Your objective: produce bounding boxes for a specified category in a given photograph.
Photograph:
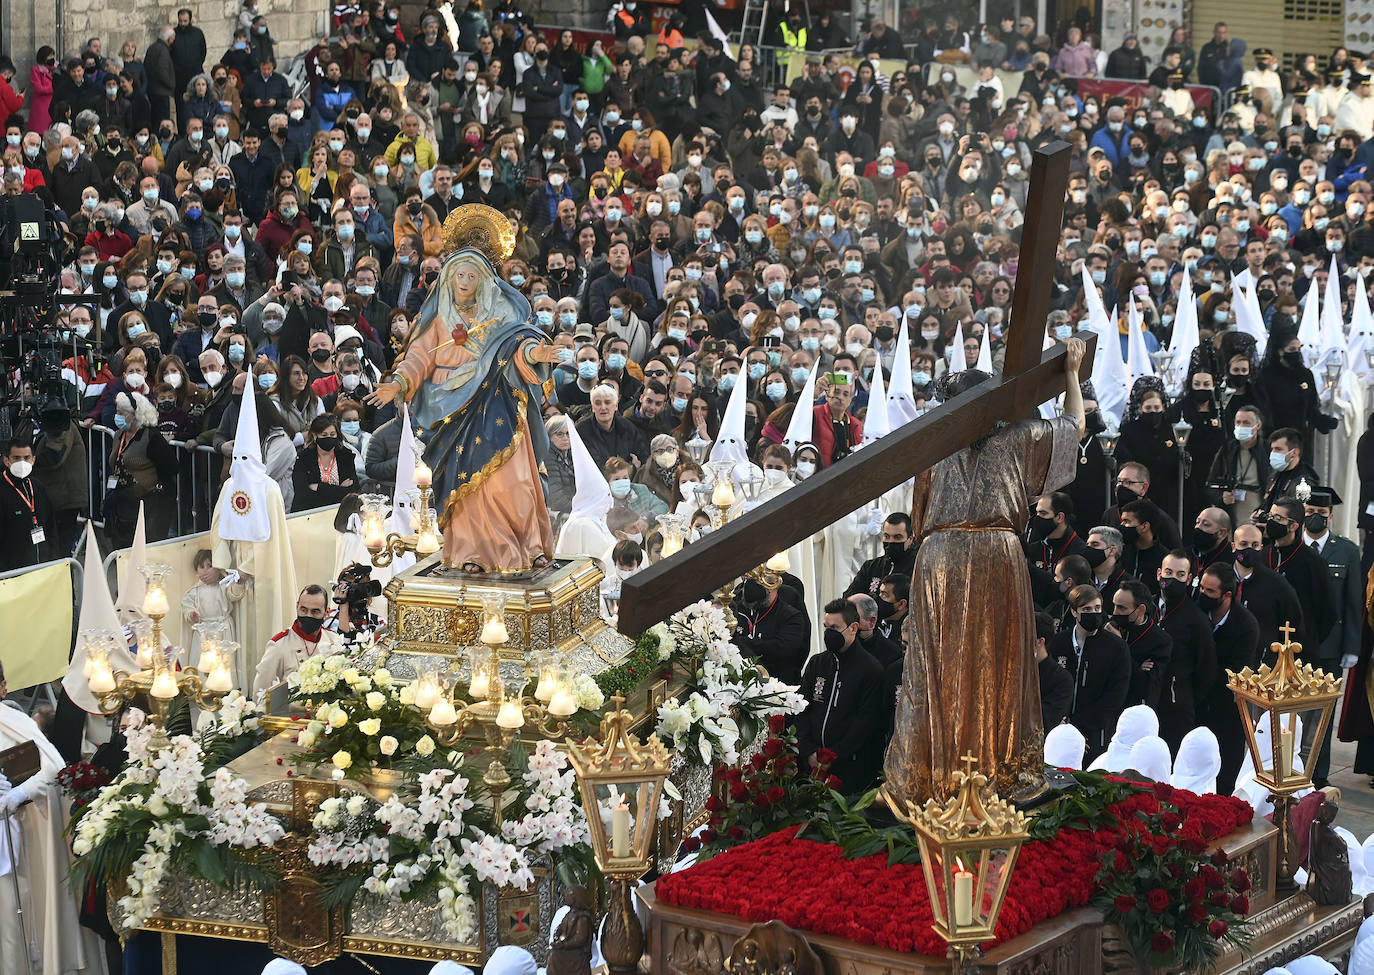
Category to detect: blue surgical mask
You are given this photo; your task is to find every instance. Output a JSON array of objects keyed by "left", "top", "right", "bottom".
[
  {"left": 748, "top": 362, "right": 766, "bottom": 381},
  {"left": 801, "top": 337, "right": 819, "bottom": 352},
  {"left": 1234, "top": 425, "right": 1255, "bottom": 442},
  {"left": 536, "top": 310, "right": 554, "bottom": 327},
  {"left": 719, "top": 373, "right": 738, "bottom": 392},
  {"left": 1213, "top": 309, "right": 1228, "bottom": 324},
  {"left": 114, "top": 413, "right": 130, "bottom": 431},
  {"left": 803, "top": 287, "right": 822, "bottom": 304},
  {"left": 609, "top": 477, "right": 632, "bottom": 498},
  {"left": 672, "top": 396, "right": 688, "bottom": 412},
  {"left": 228, "top": 345, "right": 245, "bottom": 363},
  {"left": 258, "top": 372, "right": 276, "bottom": 389},
  {"left": 577, "top": 361, "right": 599, "bottom": 380},
  {"left": 607, "top": 353, "right": 627, "bottom": 371},
  {"left": 818, "top": 307, "right": 836, "bottom": 320},
  {"left": 790, "top": 367, "right": 809, "bottom": 384},
  {"left": 668, "top": 327, "right": 687, "bottom": 341},
  {"left": 1149, "top": 270, "right": 1166, "bottom": 287},
  {"left": 1090, "top": 269, "right": 1106, "bottom": 285},
  {"left": 1269, "top": 450, "right": 1289, "bottom": 471},
  {"left": 1054, "top": 324, "right": 1073, "bottom": 340},
  {"left": 912, "top": 370, "right": 931, "bottom": 386},
  {"left": 103, "top": 274, "right": 118, "bottom": 289},
  {"left": 766, "top": 381, "right": 787, "bottom": 400},
  {"left": 559, "top": 311, "right": 577, "bottom": 327},
  {"left": 844, "top": 260, "right": 862, "bottom": 275},
  {"left": 767, "top": 281, "right": 785, "bottom": 298},
  {"left": 860, "top": 287, "right": 875, "bottom": 302},
  {"left": 609, "top": 306, "right": 625, "bottom": 321},
  {"left": 685, "top": 268, "right": 703, "bottom": 281},
  {"left": 127, "top": 322, "right": 147, "bottom": 338},
  {"left": 341, "top": 420, "right": 361, "bottom": 437},
  {"left": 227, "top": 271, "right": 245, "bottom": 287}
]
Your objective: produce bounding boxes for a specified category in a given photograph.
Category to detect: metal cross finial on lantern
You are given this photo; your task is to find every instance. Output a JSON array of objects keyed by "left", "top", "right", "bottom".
[
  {"left": 896, "top": 753, "right": 1030, "bottom": 974},
  {"left": 566, "top": 695, "right": 672, "bottom": 975},
  {"left": 1228, "top": 619, "right": 1342, "bottom": 891}
]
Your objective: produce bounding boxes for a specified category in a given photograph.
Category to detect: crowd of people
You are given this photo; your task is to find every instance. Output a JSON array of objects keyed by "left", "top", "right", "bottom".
[{"left": 0, "top": 0, "right": 1373, "bottom": 876}]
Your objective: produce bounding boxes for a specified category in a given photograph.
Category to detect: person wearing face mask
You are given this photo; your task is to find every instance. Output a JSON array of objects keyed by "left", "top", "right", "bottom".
[
  {"left": 1261, "top": 496, "right": 1337, "bottom": 653},
  {"left": 292, "top": 414, "right": 357, "bottom": 511},
  {"left": 0, "top": 438, "right": 57, "bottom": 570},
  {"left": 1050, "top": 584, "right": 1131, "bottom": 759},
  {"left": 632, "top": 432, "right": 679, "bottom": 505},
  {"left": 252, "top": 585, "right": 347, "bottom": 696},
  {"left": 602, "top": 455, "right": 666, "bottom": 521},
  {"left": 1113, "top": 385, "right": 1181, "bottom": 528},
  {"left": 848, "top": 593, "right": 904, "bottom": 716},
  {"left": 1254, "top": 325, "right": 1339, "bottom": 453},
  {"left": 795, "top": 599, "right": 886, "bottom": 792},
  {"left": 1152, "top": 552, "right": 1218, "bottom": 750},
  {"left": 1084, "top": 526, "right": 1129, "bottom": 606},
  {"left": 1107, "top": 579, "right": 1173, "bottom": 708},
  {"left": 1166, "top": 369, "right": 1226, "bottom": 526},
  {"left": 844, "top": 512, "right": 916, "bottom": 597},
  {"left": 1205, "top": 403, "right": 1269, "bottom": 527},
  {"left": 1299, "top": 487, "right": 1361, "bottom": 785},
  {"left": 105, "top": 390, "right": 179, "bottom": 546},
  {"left": 1230, "top": 522, "right": 1306, "bottom": 658},
  {"left": 1025, "top": 491, "right": 1089, "bottom": 603},
  {"left": 1118, "top": 500, "right": 1168, "bottom": 595},
  {"left": 1193, "top": 563, "right": 1261, "bottom": 793},
  {"left": 1257, "top": 426, "right": 1320, "bottom": 513}
]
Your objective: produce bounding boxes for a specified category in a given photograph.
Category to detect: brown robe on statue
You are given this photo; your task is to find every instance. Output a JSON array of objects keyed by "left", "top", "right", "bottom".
[{"left": 883, "top": 414, "right": 1079, "bottom": 806}]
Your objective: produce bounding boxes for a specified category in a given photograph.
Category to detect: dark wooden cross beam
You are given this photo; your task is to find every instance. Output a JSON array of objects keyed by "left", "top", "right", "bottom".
[{"left": 616, "top": 141, "right": 1097, "bottom": 635}]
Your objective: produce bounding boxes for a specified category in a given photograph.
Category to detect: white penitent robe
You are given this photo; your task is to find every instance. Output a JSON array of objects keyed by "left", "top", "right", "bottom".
[
  {"left": 0, "top": 707, "right": 102, "bottom": 975},
  {"left": 211, "top": 479, "right": 299, "bottom": 692}
]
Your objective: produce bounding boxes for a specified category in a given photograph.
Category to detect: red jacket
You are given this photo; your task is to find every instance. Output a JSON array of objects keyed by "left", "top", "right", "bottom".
[
  {"left": 811, "top": 403, "right": 863, "bottom": 467},
  {"left": 85, "top": 229, "right": 133, "bottom": 262},
  {"left": 254, "top": 210, "right": 314, "bottom": 260},
  {"left": 0, "top": 77, "right": 22, "bottom": 121}
]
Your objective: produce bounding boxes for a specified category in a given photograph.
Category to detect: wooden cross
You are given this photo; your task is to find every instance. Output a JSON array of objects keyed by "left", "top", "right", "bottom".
[{"left": 616, "top": 142, "right": 1097, "bottom": 635}]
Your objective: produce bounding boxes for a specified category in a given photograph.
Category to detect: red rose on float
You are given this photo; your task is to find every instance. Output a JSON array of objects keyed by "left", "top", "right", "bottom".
[
  {"left": 1187, "top": 903, "right": 1208, "bottom": 922},
  {"left": 730, "top": 781, "right": 749, "bottom": 801},
  {"left": 1183, "top": 878, "right": 1205, "bottom": 902},
  {"left": 763, "top": 737, "right": 784, "bottom": 758},
  {"left": 768, "top": 714, "right": 787, "bottom": 734},
  {"left": 1230, "top": 894, "right": 1249, "bottom": 915},
  {"left": 1160, "top": 811, "right": 1182, "bottom": 832},
  {"left": 705, "top": 795, "right": 725, "bottom": 812},
  {"left": 1209, "top": 920, "right": 1228, "bottom": 939},
  {"left": 1230, "top": 869, "right": 1250, "bottom": 892},
  {"left": 1114, "top": 894, "right": 1136, "bottom": 913},
  {"left": 1210, "top": 850, "right": 1229, "bottom": 867},
  {"left": 1151, "top": 931, "right": 1175, "bottom": 953},
  {"left": 1146, "top": 888, "right": 1170, "bottom": 913}
]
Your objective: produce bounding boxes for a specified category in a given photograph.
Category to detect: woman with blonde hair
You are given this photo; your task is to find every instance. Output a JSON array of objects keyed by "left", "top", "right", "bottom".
[{"left": 297, "top": 144, "right": 339, "bottom": 223}]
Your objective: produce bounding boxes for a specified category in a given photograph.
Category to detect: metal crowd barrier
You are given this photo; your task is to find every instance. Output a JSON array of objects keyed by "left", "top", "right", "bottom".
[{"left": 86, "top": 424, "right": 223, "bottom": 539}]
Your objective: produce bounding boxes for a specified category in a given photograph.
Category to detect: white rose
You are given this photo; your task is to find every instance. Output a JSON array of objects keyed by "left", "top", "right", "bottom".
[
  {"left": 399, "top": 684, "right": 416, "bottom": 705},
  {"left": 346, "top": 795, "right": 366, "bottom": 817},
  {"left": 573, "top": 674, "right": 604, "bottom": 711},
  {"left": 358, "top": 718, "right": 381, "bottom": 736},
  {"left": 147, "top": 794, "right": 170, "bottom": 818},
  {"left": 332, "top": 751, "right": 353, "bottom": 770},
  {"left": 379, "top": 735, "right": 398, "bottom": 756},
  {"left": 416, "top": 735, "right": 435, "bottom": 757},
  {"left": 372, "top": 668, "right": 393, "bottom": 688},
  {"left": 329, "top": 708, "right": 348, "bottom": 729},
  {"left": 366, "top": 691, "right": 386, "bottom": 711},
  {"left": 298, "top": 729, "right": 318, "bottom": 749}
]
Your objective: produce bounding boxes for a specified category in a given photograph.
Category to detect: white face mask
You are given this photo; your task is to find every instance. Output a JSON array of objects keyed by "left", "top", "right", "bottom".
[
  {"left": 795, "top": 460, "right": 816, "bottom": 478},
  {"left": 340, "top": 373, "right": 361, "bottom": 390},
  {"left": 679, "top": 480, "right": 699, "bottom": 500},
  {"left": 203, "top": 370, "right": 223, "bottom": 388},
  {"left": 164, "top": 372, "right": 182, "bottom": 389},
  {"left": 8, "top": 460, "right": 32, "bottom": 479}
]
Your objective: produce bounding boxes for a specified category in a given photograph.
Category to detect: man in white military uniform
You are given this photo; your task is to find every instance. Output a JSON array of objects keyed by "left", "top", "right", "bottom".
[
  {"left": 252, "top": 585, "right": 346, "bottom": 696},
  {"left": 1335, "top": 73, "right": 1374, "bottom": 140},
  {"left": 1308, "top": 69, "right": 1347, "bottom": 121},
  {"left": 1241, "top": 48, "right": 1283, "bottom": 115}
]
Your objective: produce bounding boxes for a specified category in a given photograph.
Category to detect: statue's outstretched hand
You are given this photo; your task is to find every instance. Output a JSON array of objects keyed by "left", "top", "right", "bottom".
[
  {"left": 367, "top": 382, "right": 401, "bottom": 407},
  {"left": 1064, "top": 337, "right": 1086, "bottom": 375},
  {"left": 527, "top": 343, "right": 570, "bottom": 364}
]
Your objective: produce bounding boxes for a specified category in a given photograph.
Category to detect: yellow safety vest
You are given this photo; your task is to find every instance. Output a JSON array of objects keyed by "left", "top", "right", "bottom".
[{"left": 780, "top": 23, "right": 807, "bottom": 51}]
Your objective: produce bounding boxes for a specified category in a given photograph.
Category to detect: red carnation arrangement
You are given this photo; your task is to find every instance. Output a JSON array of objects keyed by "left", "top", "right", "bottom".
[{"left": 1093, "top": 793, "right": 1252, "bottom": 970}]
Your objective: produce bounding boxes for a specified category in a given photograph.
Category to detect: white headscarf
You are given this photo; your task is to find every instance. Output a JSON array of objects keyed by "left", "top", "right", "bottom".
[
  {"left": 1126, "top": 735, "right": 1172, "bottom": 783},
  {"left": 429, "top": 961, "right": 476, "bottom": 975},
  {"left": 1171, "top": 727, "right": 1221, "bottom": 795},
  {"left": 1336, "top": 826, "right": 1373, "bottom": 896},
  {"left": 1285, "top": 957, "right": 1341, "bottom": 974},
  {"left": 1044, "top": 724, "right": 1087, "bottom": 770},
  {"left": 260, "top": 960, "right": 307, "bottom": 975},
  {"left": 1088, "top": 705, "right": 1158, "bottom": 772},
  {"left": 485, "top": 945, "right": 538, "bottom": 975}
]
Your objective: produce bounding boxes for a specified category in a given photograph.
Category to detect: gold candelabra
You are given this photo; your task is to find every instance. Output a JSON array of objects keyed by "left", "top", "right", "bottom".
[
  {"left": 362, "top": 459, "right": 441, "bottom": 566},
  {"left": 83, "top": 565, "right": 235, "bottom": 752},
  {"left": 416, "top": 593, "right": 578, "bottom": 823}
]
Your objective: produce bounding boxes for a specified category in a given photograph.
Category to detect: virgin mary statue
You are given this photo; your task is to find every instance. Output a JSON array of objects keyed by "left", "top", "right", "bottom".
[{"left": 368, "top": 206, "right": 564, "bottom": 573}]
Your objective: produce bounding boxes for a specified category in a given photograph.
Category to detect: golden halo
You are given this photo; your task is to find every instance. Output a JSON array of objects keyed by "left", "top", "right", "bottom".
[{"left": 441, "top": 203, "right": 515, "bottom": 264}]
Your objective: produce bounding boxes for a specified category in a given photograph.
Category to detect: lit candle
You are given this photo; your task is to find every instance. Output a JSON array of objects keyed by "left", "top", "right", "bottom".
[
  {"left": 207, "top": 664, "right": 233, "bottom": 693},
  {"left": 468, "top": 664, "right": 491, "bottom": 701},
  {"left": 766, "top": 551, "right": 791, "bottom": 573},
  {"left": 89, "top": 662, "right": 117, "bottom": 694},
  {"left": 661, "top": 533, "right": 683, "bottom": 557},
  {"left": 953, "top": 860, "right": 974, "bottom": 928},
  {"left": 495, "top": 696, "right": 525, "bottom": 730},
  {"left": 548, "top": 685, "right": 577, "bottom": 717},
  {"left": 415, "top": 529, "right": 440, "bottom": 555},
  {"left": 480, "top": 615, "right": 509, "bottom": 646},
  {"left": 136, "top": 644, "right": 154, "bottom": 669},
  {"left": 363, "top": 524, "right": 385, "bottom": 551},
  {"left": 413, "top": 677, "right": 440, "bottom": 711},
  {"left": 429, "top": 697, "right": 458, "bottom": 726},
  {"left": 1279, "top": 725, "right": 1294, "bottom": 777},
  {"left": 143, "top": 586, "right": 169, "bottom": 618},
  {"left": 414, "top": 459, "right": 432, "bottom": 489},
  {"left": 611, "top": 802, "right": 631, "bottom": 858},
  {"left": 150, "top": 669, "right": 179, "bottom": 700},
  {"left": 711, "top": 478, "right": 736, "bottom": 508},
  {"left": 199, "top": 646, "right": 221, "bottom": 675}
]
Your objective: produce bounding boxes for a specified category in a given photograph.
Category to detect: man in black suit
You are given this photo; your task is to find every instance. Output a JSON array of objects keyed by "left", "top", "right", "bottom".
[
  {"left": 1035, "top": 611, "right": 1074, "bottom": 731},
  {"left": 1258, "top": 428, "right": 1322, "bottom": 515},
  {"left": 1119, "top": 500, "right": 1168, "bottom": 596},
  {"left": 1028, "top": 490, "right": 1089, "bottom": 607},
  {"left": 1198, "top": 562, "right": 1261, "bottom": 793},
  {"left": 1262, "top": 496, "right": 1336, "bottom": 654},
  {"left": 1231, "top": 523, "right": 1306, "bottom": 653},
  {"left": 1155, "top": 550, "right": 1218, "bottom": 751},
  {"left": 845, "top": 512, "right": 916, "bottom": 598},
  {"left": 633, "top": 220, "right": 678, "bottom": 305},
  {"left": 732, "top": 577, "right": 809, "bottom": 686},
  {"left": 1106, "top": 460, "right": 1183, "bottom": 549},
  {"left": 588, "top": 240, "right": 658, "bottom": 324}
]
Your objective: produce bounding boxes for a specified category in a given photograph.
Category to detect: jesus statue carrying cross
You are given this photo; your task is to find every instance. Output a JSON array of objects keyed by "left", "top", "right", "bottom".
[{"left": 615, "top": 142, "right": 1097, "bottom": 806}]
